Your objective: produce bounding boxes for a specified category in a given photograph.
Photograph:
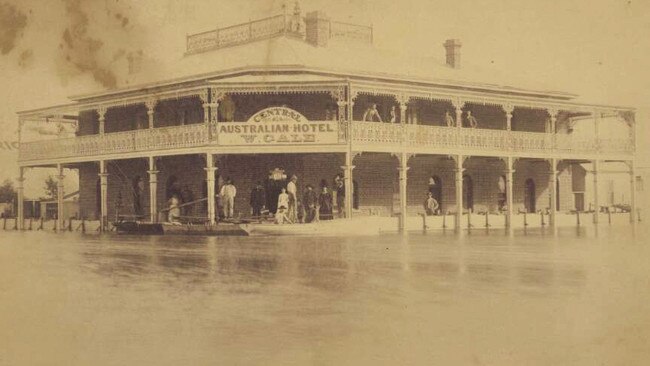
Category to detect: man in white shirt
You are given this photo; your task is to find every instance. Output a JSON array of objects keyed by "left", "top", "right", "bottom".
[
  {"left": 220, "top": 178, "right": 237, "bottom": 219},
  {"left": 286, "top": 175, "right": 298, "bottom": 223}
]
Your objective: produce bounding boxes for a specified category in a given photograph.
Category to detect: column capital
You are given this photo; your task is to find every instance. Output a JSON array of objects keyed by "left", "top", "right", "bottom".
[
  {"left": 546, "top": 107, "right": 559, "bottom": 119},
  {"left": 97, "top": 105, "right": 107, "bottom": 119},
  {"left": 145, "top": 97, "right": 158, "bottom": 111},
  {"left": 204, "top": 167, "right": 218, "bottom": 173},
  {"left": 451, "top": 97, "right": 465, "bottom": 110},
  {"left": 147, "top": 170, "right": 159, "bottom": 175},
  {"left": 502, "top": 102, "right": 514, "bottom": 114},
  {"left": 340, "top": 165, "right": 356, "bottom": 171},
  {"left": 330, "top": 88, "right": 346, "bottom": 102},
  {"left": 98, "top": 173, "right": 109, "bottom": 178}
]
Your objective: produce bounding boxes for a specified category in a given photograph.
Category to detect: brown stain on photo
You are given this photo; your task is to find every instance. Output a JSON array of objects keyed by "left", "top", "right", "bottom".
[{"left": 0, "top": 2, "right": 28, "bottom": 55}]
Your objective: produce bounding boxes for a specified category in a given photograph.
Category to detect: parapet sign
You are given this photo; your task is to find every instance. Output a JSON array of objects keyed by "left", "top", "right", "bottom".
[{"left": 218, "top": 107, "right": 338, "bottom": 145}]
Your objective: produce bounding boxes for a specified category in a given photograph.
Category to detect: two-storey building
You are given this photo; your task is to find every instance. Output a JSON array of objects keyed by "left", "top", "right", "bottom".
[{"left": 15, "top": 7, "right": 637, "bottom": 232}]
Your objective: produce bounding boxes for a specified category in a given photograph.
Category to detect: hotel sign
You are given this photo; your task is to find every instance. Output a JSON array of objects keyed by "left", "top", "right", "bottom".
[{"left": 218, "top": 107, "right": 338, "bottom": 145}]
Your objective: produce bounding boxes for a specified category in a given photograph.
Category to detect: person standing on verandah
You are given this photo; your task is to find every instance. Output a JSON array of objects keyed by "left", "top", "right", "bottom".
[
  {"left": 250, "top": 181, "right": 266, "bottom": 220},
  {"left": 319, "top": 181, "right": 334, "bottom": 220},
  {"left": 424, "top": 192, "right": 439, "bottom": 216},
  {"left": 303, "top": 184, "right": 318, "bottom": 223},
  {"left": 220, "top": 178, "right": 237, "bottom": 219},
  {"left": 286, "top": 175, "right": 298, "bottom": 223}
]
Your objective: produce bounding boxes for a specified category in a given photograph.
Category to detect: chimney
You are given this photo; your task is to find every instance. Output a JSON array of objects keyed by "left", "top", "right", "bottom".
[
  {"left": 305, "top": 11, "right": 330, "bottom": 47},
  {"left": 443, "top": 39, "right": 462, "bottom": 69}
]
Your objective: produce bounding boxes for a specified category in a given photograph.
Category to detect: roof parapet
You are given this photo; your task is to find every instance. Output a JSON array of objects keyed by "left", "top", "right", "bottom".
[{"left": 185, "top": 9, "right": 372, "bottom": 54}]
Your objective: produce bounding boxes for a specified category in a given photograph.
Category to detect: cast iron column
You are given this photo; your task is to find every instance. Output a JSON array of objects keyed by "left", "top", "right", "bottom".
[
  {"left": 56, "top": 163, "right": 65, "bottom": 231},
  {"left": 205, "top": 153, "right": 217, "bottom": 226},
  {"left": 454, "top": 155, "right": 464, "bottom": 232},
  {"left": 147, "top": 156, "right": 158, "bottom": 222},
  {"left": 99, "top": 160, "right": 109, "bottom": 232}
]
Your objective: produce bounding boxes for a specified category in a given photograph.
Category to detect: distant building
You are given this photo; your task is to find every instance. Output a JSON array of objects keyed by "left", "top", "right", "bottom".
[{"left": 14, "top": 6, "right": 637, "bottom": 230}]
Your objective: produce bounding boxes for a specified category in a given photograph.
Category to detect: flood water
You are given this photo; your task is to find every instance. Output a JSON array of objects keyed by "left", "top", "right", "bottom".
[{"left": 1, "top": 226, "right": 649, "bottom": 365}]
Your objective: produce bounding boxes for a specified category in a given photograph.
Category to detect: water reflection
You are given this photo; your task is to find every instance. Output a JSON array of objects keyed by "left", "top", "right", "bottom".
[{"left": 1, "top": 225, "right": 647, "bottom": 365}]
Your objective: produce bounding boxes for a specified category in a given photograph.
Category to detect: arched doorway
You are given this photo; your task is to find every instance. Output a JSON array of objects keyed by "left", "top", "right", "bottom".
[
  {"left": 524, "top": 178, "right": 536, "bottom": 213},
  {"left": 462, "top": 175, "right": 473, "bottom": 211},
  {"left": 166, "top": 175, "right": 180, "bottom": 199}
]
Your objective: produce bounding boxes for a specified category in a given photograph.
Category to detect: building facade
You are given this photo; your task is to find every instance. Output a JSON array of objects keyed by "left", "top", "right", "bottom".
[{"left": 15, "top": 8, "right": 637, "bottom": 231}]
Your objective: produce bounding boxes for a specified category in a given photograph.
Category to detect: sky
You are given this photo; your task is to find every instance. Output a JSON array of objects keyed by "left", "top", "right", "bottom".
[{"left": 0, "top": 0, "right": 648, "bottom": 198}]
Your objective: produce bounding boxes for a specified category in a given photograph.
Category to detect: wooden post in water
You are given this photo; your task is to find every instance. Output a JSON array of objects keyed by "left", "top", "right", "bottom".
[
  {"left": 81, "top": 219, "right": 86, "bottom": 233},
  {"left": 38, "top": 217, "right": 43, "bottom": 230},
  {"left": 540, "top": 211, "right": 545, "bottom": 227},
  {"left": 467, "top": 209, "right": 472, "bottom": 229},
  {"left": 2, "top": 217, "right": 6, "bottom": 230},
  {"left": 576, "top": 211, "right": 581, "bottom": 226},
  {"left": 53, "top": 219, "right": 57, "bottom": 232},
  {"left": 484, "top": 212, "right": 490, "bottom": 228},
  {"left": 442, "top": 211, "right": 447, "bottom": 229},
  {"left": 68, "top": 218, "right": 72, "bottom": 232},
  {"left": 637, "top": 208, "right": 641, "bottom": 222},
  {"left": 28, "top": 218, "right": 32, "bottom": 230},
  {"left": 13, "top": 217, "right": 18, "bottom": 230},
  {"left": 523, "top": 212, "right": 528, "bottom": 227},
  {"left": 608, "top": 209, "right": 612, "bottom": 224}
]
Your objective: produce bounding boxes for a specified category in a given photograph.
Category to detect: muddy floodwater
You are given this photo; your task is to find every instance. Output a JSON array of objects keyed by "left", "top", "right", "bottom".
[{"left": 1, "top": 226, "right": 649, "bottom": 365}]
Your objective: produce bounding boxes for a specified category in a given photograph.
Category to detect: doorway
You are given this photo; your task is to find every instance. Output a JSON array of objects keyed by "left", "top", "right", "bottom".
[{"left": 524, "top": 178, "right": 536, "bottom": 213}]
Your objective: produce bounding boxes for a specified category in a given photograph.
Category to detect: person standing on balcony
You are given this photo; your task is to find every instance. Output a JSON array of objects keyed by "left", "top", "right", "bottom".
[
  {"left": 220, "top": 178, "right": 237, "bottom": 219},
  {"left": 466, "top": 110, "right": 478, "bottom": 128},
  {"left": 363, "top": 103, "right": 383, "bottom": 122},
  {"left": 445, "top": 111, "right": 455, "bottom": 127},
  {"left": 389, "top": 105, "right": 397, "bottom": 123}
]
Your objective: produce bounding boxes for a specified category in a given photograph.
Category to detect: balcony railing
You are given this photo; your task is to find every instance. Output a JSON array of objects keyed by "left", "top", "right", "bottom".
[{"left": 18, "top": 121, "right": 633, "bottom": 163}]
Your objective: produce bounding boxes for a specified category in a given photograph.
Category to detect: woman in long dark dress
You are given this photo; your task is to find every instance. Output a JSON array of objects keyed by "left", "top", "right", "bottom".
[{"left": 318, "top": 185, "right": 333, "bottom": 220}]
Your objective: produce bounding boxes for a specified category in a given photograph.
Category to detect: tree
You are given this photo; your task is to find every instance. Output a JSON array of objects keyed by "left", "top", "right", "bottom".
[
  {"left": 0, "top": 179, "right": 16, "bottom": 203},
  {"left": 43, "top": 175, "right": 58, "bottom": 200}
]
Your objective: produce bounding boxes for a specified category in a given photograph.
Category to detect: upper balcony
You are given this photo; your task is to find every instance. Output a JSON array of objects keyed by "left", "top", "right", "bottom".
[
  {"left": 17, "top": 120, "right": 633, "bottom": 165},
  {"left": 17, "top": 88, "right": 635, "bottom": 165}
]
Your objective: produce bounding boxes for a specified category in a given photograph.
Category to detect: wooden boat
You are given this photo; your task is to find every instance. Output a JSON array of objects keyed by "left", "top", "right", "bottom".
[
  {"left": 112, "top": 221, "right": 248, "bottom": 236},
  {"left": 242, "top": 219, "right": 381, "bottom": 236}
]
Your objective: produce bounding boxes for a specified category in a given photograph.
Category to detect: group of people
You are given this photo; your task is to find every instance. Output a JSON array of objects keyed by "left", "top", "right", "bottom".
[
  {"left": 249, "top": 174, "right": 347, "bottom": 224},
  {"left": 364, "top": 102, "right": 479, "bottom": 128}
]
